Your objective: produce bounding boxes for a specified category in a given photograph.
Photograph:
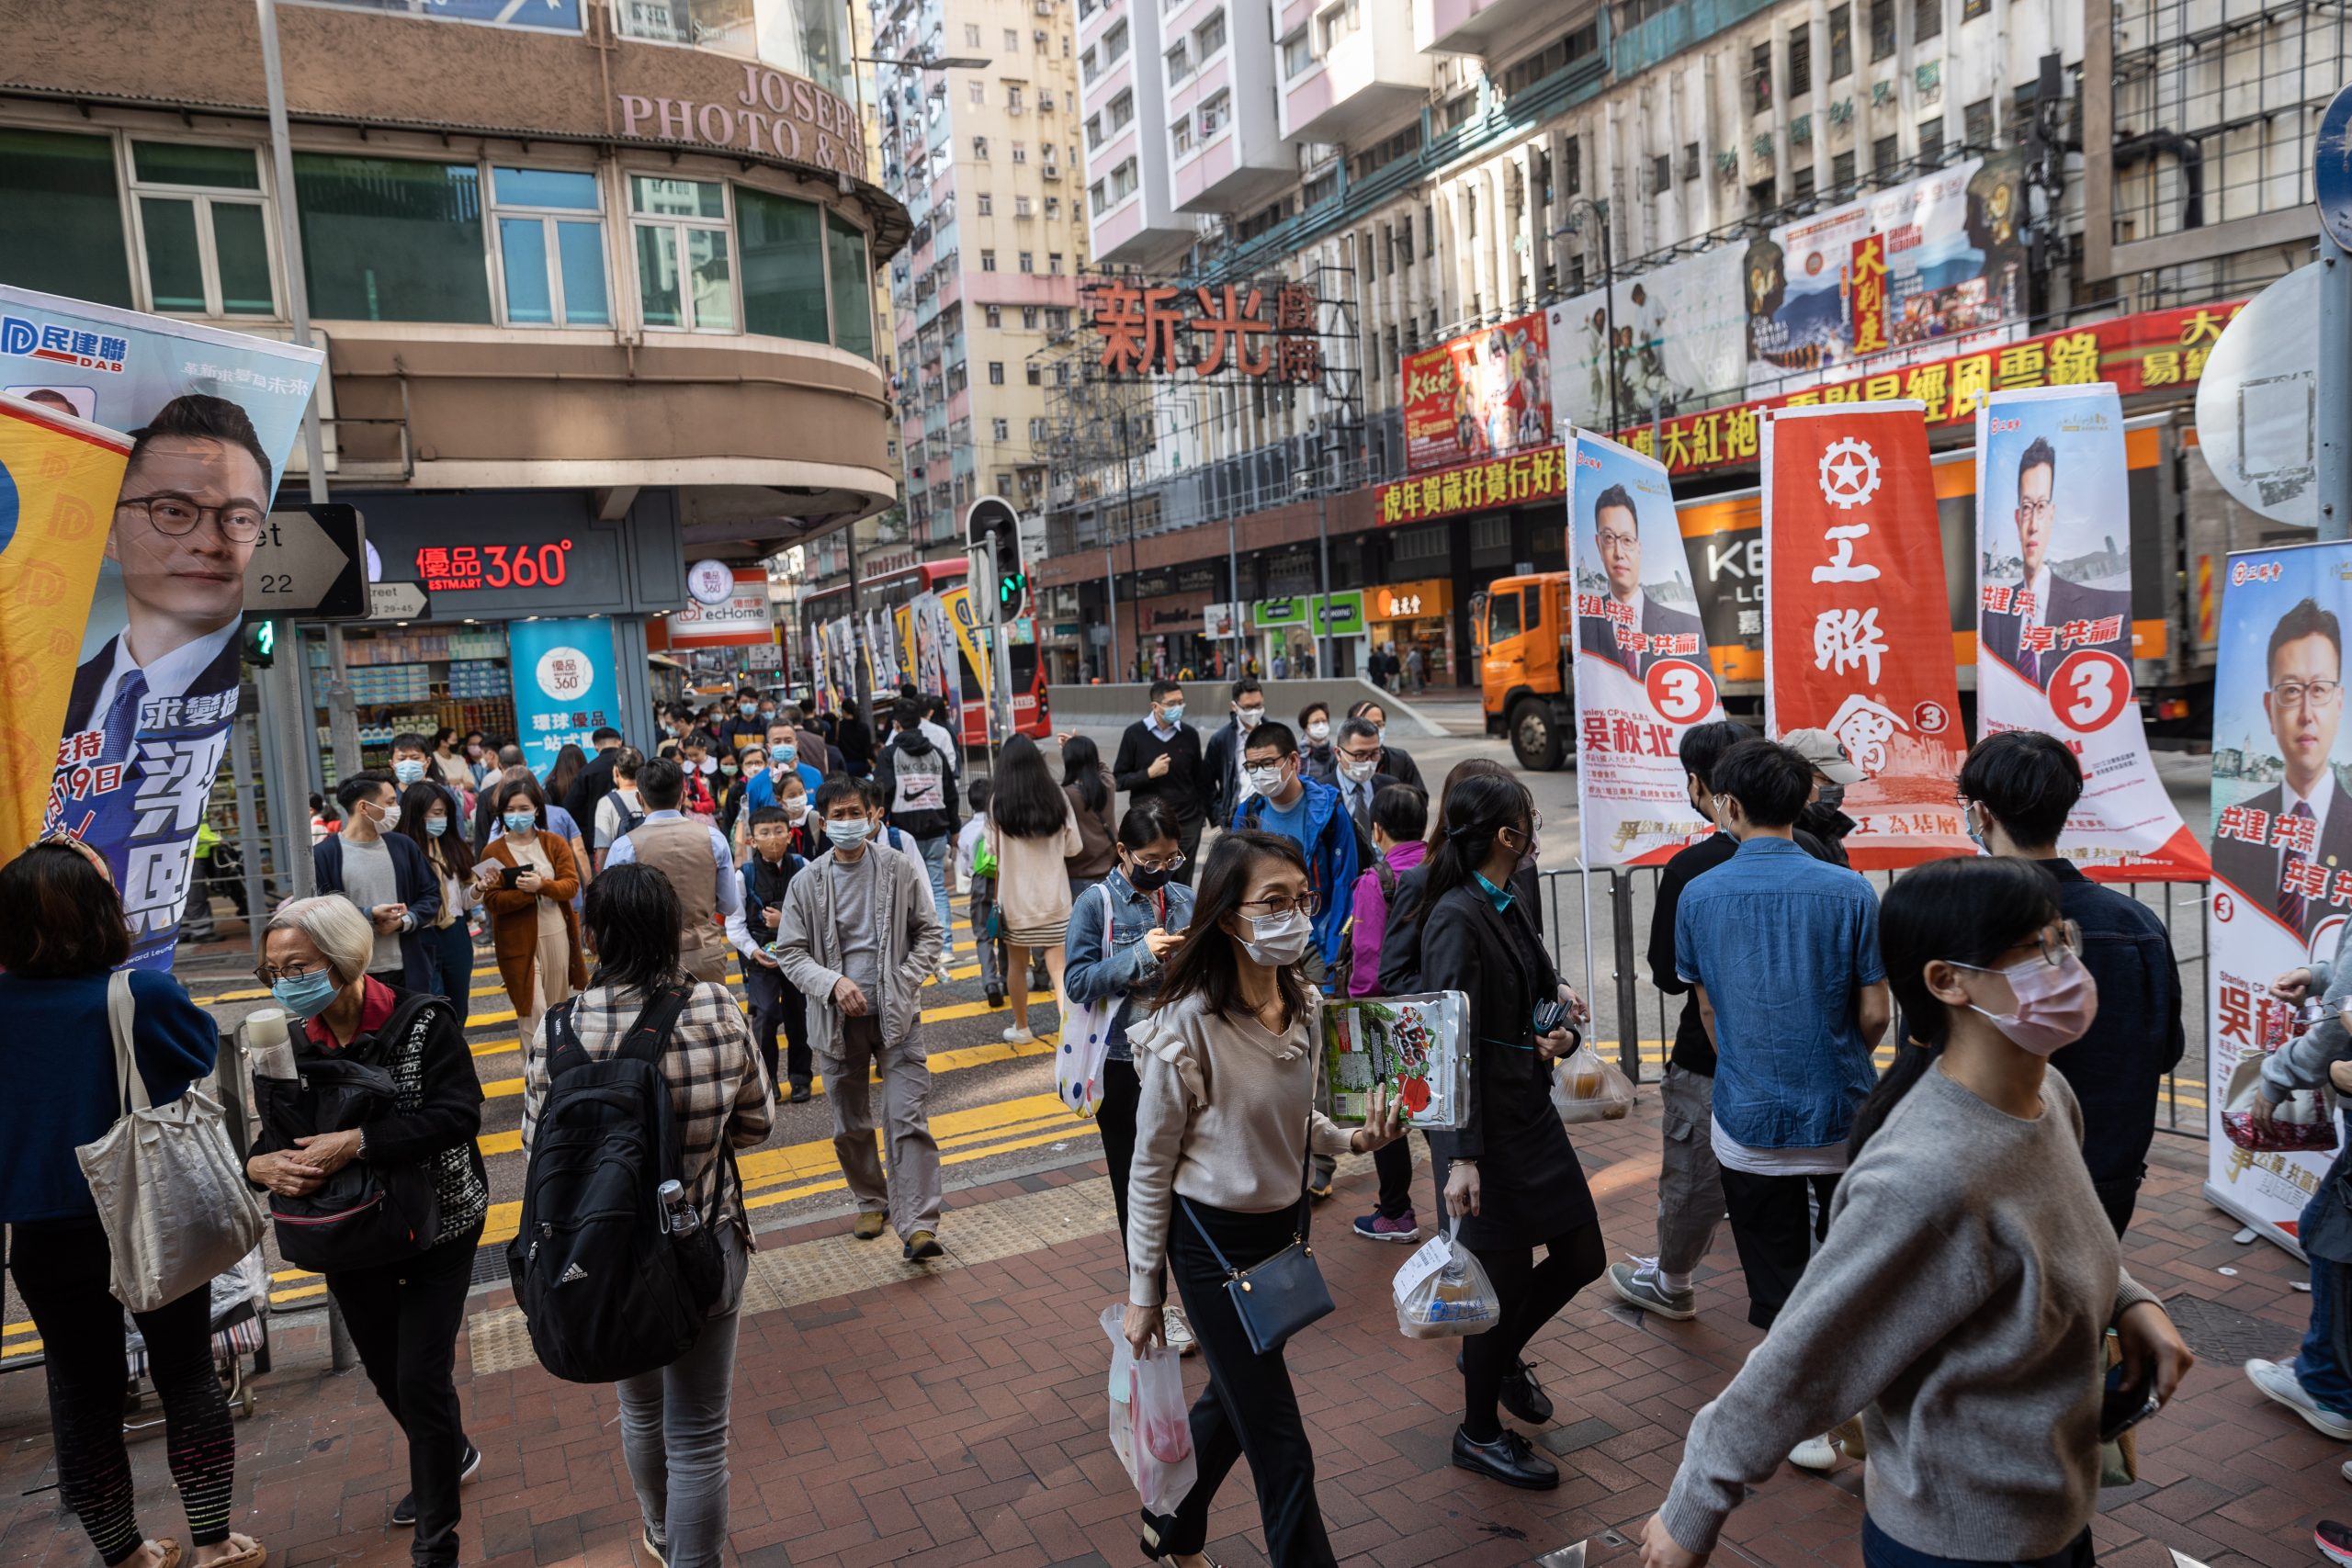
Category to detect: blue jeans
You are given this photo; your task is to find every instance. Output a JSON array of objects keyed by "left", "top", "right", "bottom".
[
  {"left": 2299, "top": 1184, "right": 2352, "bottom": 1416},
  {"left": 424, "top": 919, "right": 475, "bottom": 1030},
  {"left": 916, "top": 833, "right": 953, "bottom": 953},
  {"left": 1863, "top": 1517, "right": 2091, "bottom": 1567}
]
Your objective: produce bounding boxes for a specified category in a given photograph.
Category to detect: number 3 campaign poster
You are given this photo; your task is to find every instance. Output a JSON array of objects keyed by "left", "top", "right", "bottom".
[
  {"left": 3, "top": 285, "right": 323, "bottom": 969},
  {"left": 1566, "top": 430, "right": 1724, "bottom": 866},
  {"left": 2204, "top": 540, "right": 2352, "bottom": 1244},
  {"left": 1973, "top": 385, "right": 2205, "bottom": 878},
  {"left": 1763, "top": 402, "right": 1975, "bottom": 868}
]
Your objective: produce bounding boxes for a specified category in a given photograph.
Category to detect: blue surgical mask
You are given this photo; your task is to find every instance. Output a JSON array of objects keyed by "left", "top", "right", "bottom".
[
  {"left": 1964, "top": 803, "right": 1989, "bottom": 852},
  {"left": 392, "top": 758, "right": 425, "bottom": 785},
  {"left": 825, "top": 817, "right": 871, "bottom": 849},
  {"left": 503, "top": 810, "right": 537, "bottom": 835},
  {"left": 1159, "top": 703, "right": 1185, "bottom": 725},
  {"left": 425, "top": 817, "right": 448, "bottom": 838},
  {"left": 775, "top": 744, "right": 797, "bottom": 764},
  {"left": 272, "top": 970, "right": 341, "bottom": 1021}
]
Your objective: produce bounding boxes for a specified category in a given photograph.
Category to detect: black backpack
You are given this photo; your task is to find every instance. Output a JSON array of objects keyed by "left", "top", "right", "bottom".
[
  {"left": 254, "top": 994, "right": 447, "bottom": 1273},
  {"left": 506, "top": 983, "right": 726, "bottom": 1383}
]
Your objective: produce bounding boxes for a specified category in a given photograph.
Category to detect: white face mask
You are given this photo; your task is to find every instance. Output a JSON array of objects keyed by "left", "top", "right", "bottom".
[
  {"left": 1305, "top": 720, "right": 1330, "bottom": 743},
  {"left": 1240, "top": 908, "right": 1313, "bottom": 967},
  {"left": 374, "top": 801, "right": 401, "bottom": 832},
  {"left": 1340, "top": 756, "right": 1378, "bottom": 784},
  {"left": 1236, "top": 706, "right": 1265, "bottom": 728},
  {"left": 1245, "top": 762, "right": 1285, "bottom": 795}
]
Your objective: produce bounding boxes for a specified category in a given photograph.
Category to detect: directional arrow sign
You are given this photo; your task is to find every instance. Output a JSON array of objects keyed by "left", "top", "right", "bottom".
[
  {"left": 369, "top": 581, "right": 432, "bottom": 621},
  {"left": 244, "top": 503, "right": 368, "bottom": 617}
]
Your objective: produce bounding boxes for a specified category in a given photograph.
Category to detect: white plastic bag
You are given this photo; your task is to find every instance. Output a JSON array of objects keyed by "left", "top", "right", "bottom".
[
  {"left": 1100, "top": 1305, "right": 1199, "bottom": 1513},
  {"left": 1393, "top": 1218, "right": 1501, "bottom": 1339},
  {"left": 1552, "top": 1042, "right": 1635, "bottom": 1126}
]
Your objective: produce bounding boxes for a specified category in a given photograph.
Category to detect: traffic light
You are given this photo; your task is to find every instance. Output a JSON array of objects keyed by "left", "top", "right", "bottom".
[
  {"left": 966, "top": 497, "right": 1026, "bottom": 623},
  {"left": 240, "top": 617, "right": 277, "bottom": 668}
]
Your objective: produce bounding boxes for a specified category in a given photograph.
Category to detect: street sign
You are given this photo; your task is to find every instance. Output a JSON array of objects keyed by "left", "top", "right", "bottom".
[
  {"left": 2317, "top": 85, "right": 2352, "bottom": 254},
  {"left": 245, "top": 503, "right": 368, "bottom": 617},
  {"left": 2195, "top": 263, "right": 2320, "bottom": 527},
  {"left": 368, "top": 581, "right": 431, "bottom": 621}
]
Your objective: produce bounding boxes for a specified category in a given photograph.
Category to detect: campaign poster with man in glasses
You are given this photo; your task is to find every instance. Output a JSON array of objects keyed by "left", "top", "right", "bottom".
[{"left": 4, "top": 284, "right": 322, "bottom": 968}]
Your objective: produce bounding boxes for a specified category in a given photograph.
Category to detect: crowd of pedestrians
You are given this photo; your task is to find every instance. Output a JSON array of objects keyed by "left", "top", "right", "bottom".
[{"left": 4, "top": 668, "right": 2272, "bottom": 1568}]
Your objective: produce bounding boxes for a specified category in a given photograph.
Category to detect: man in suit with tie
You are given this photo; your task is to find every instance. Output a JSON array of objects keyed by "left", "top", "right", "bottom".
[
  {"left": 1329, "top": 716, "right": 1400, "bottom": 860},
  {"left": 1577, "top": 484, "right": 1704, "bottom": 678},
  {"left": 1979, "top": 434, "right": 2133, "bottom": 692},
  {"left": 2210, "top": 597, "right": 2352, "bottom": 942}
]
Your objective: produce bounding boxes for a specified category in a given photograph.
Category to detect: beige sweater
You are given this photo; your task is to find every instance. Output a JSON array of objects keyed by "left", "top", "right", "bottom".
[
  {"left": 1125, "top": 989, "right": 1354, "bottom": 1306},
  {"left": 989, "top": 806, "right": 1082, "bottom": 933}
]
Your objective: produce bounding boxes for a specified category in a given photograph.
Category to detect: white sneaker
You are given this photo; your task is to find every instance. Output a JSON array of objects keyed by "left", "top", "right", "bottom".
[
  {"left": 1162, "top": 1304, "right": 1197, "bottom": 1357},
  {"left": 1787, "top": 1434, "right": 1838, "bottom": 1472},
  {"left": 2247, "top": 1358, "right": 2352, "bottom": 1439},
  {"left": 1002, "top": 1024, "right": 1036, "bottom": 1044}
]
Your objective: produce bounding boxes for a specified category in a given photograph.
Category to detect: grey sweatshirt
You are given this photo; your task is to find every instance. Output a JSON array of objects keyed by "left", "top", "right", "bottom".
[
  {"left": 2260, "top": 922, "right": 2352, "bottom": 1103},
  {"left": 1659, "top": 1065, "right": 2158, "bottom": 1560}
]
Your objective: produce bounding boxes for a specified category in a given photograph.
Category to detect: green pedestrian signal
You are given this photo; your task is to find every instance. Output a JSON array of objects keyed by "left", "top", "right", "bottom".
[{"left": 241, "top": 618, "right": 277, "bottom": 668}]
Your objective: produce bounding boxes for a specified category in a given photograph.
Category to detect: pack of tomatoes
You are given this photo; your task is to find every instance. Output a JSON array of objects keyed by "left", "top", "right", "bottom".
[{"left": 1322, "top": 991, "right": 1471, "bottom": 1132}]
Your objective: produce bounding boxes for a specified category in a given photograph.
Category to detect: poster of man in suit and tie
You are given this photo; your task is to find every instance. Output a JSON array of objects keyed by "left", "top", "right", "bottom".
[{"left": 1566, "top": 431, "right": 1723, "bottom": 868}]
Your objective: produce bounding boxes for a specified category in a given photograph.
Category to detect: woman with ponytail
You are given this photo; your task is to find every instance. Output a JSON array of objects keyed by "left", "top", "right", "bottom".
[
  {"left": 1419, "top": 773, "right": 1600, "bottom": 1493},
  {"left": 1640, "top": 856, "right": 2194, "bottom": 1568}
]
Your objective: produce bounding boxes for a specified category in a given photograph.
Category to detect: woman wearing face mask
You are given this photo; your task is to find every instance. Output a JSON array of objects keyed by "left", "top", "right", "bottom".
[
  {"left": 475, "top": 778, "right": 587, "bottom": 1051},
  {"left": 246, "top": 895, "right": 489, "bottom": 1564},
  {"left": 1296, "top": 700, "right": 1338, "bottom": 785},
  {"left": 1065, "top": 801, "right": 1198, "bottom": 1355},
  {"left": 1345, "top": 699, "right": 1425, "bottom": 794},
  {"left": 1639, "top": 856, "right": 2194, "bottom": 1568},
  {"left": 719, "top": 746, "right": 764, "bottom": 849},
  {"left": 398, "top": 781, "right": 480, "bottom": 1029},
  {"left": 988, "top": 734, "right": 1083, "bottom": 1045},
  {"left": 1121, "top": 830, "right": 1408, "bottom": 1568},
  {"left": 430, "top": 727, "right": 471, "bottom": 790},
  {"left": 1419, "top": 774, "right": 1601, "bottom": 1491}
]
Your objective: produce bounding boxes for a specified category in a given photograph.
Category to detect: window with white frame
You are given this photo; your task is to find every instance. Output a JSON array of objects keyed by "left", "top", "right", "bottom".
[
  {"left": 1166, "top": 40, "right": 1191, "bottom": 80},
  {"left": 1015, "top": 195, "right": 1033, "bottom": 217},
  {"left": 1107, "top": 89, "right": 1135, "bottom": 135},
  {"left": 978, "top": 192, "right": 994, "bottom": 215},
  {"left": 1318, "top": 0, "right": 1361, "bottom": 50},
  {"left": 629, "top": 175, "right": 733, "bottom": 332},
  {"left": 1103, "top": 18, "right": 1128, "bottom": 59},
  {"left": 1007, "top": 85, "right": 1023, "bottom": 111},
  {"left": 491, "top": 166, "right": 609, "bottom": 327},
  {"left": 993, "top": 417, "right": 1010, "bottom": 439},
  {"left": 1282, "top": 29, "right": 1313, "bottom": 76},
  {"left": 1171, "top": 114, "right": 1194, "bottom": 156},
  {"left": 1194, "top": 8, "right": 1227, "bottom": 56},
  {"left": 127, "top": 141, "right": 277, "bottom": 318},
  {"left": 1110, "top": 158, "right": 1138, "bottom": 201},
  {"left": 969, "top": 79, "right": 986, "bottom": 104},
  {"left": 1022, "top": 305, "right": 1040, "bottom": 328},
  {"left": 1199, "top": 90, "right": 1230, "bottom": 138},
  {"left": 985, "top": 304, "right": 1002, "bottom": 326},
  {"left": 1012, "top": 141, "right": 1028, "bottom": 164}
]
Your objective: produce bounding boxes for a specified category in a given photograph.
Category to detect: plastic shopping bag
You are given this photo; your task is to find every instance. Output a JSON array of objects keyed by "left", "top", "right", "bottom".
[
  {"left": 1393, "top": 1219, "right": 1501, "bottom": 1339},
  {"left": 1552, "top": 1043, "right": 1635, "bottom": 1126},
  {"left": 1099, "top": 1306, "right": 1199, "bottom": 1514}
]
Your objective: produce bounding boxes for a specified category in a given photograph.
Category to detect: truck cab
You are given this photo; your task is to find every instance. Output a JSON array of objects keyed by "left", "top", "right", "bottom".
[{"left": 1472, "top": 572, "right": 1576, "bottom": 770}]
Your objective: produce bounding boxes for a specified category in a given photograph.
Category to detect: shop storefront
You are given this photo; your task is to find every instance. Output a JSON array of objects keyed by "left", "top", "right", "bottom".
[
  {"left": 1366, "top": 579, "right": 1456, "bottom": 690},
  {"left": 1250, "top": 591, "right": 1365, "bottom": 679},
  {"left": 300, "top": 487, "right": 688, "bottom": 787}
]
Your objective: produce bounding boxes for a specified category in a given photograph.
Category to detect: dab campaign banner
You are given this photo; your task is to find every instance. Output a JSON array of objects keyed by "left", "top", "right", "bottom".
[
  {"left": 4, "top": 285, "right": 324, "bottom": 969},
  {"left": 1973, "top": 386, "right": 2209, "bottom": 879},
  {"left": 1763, "top": 402, "right": 1975, "bottom": 868},
  {"left": 0, "top": 396, "right": 131, "bottom": 861},
  {"left": 2203, "top": 539, "right": 2352, "bottom": 1244},
  {"left": 1566, "top": 432, "right": 1724, "bottom": 865}
]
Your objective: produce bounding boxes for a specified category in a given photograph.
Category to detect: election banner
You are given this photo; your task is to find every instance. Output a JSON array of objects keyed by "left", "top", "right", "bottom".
[
  {"left": 1762, "top": 401, "right": 1974, "bottom": 868},
  {"left": 506, "top": 616, "right": 620, "bottom": 774},
  {"left": 1973, "top": 386, "right": 2208, "bottom": 879},
  {"left": 1549, "top": 248, "right": 1747, "bottom": 433},
  {"left": 942, "top": 583, "right": 993, "bottom": 699},
  {"left": 1401, "top": 310, "right": 1553, "bottom": 473},
  {"left": 2204, "top": 539, "right": 2352, "bottom": 1246},
  {"left": 1566, "top": 431, "right": 1724, "bottom": 866},
  {"left": 0, "top": 396, "right": 131, "bottom": 862},
  {"left": 5, "top": 286, "right": 324, "bottom": 969}
]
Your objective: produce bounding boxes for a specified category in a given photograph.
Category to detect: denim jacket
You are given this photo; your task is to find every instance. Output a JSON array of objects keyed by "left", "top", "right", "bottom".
[{"left": 1063, "top": 868, "right": 1196, "bottom": 1061}]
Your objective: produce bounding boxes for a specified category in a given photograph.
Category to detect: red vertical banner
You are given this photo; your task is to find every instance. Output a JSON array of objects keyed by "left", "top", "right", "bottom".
[{"left": 1763, "top": 402, "right": 1976, "bottom": 869}]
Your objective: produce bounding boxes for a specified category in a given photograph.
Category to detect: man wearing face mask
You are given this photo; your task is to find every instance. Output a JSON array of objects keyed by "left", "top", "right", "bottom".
[
  {"left": 1782, "top": 728, "right": 1862, "bottom": 867},
  {"left": 390, "top": 732, "right": 465, "bottom": 818},
  {"left": 312, "top": 771, "right": 442, "bottom": 991},
  {"left": 560, "top": 727, "right": 626, "bottom": 830},
  {"left": 1958, "top": 731, "right": 2183, "bottom": 1237},
  {"left": 1113, "top": 678, "right": 1207, "bottom": 886},
  {"left": 1202, "top": 676, "right": 1269, "bottom": 830},
  {"left": 1329, "top": 716, "right": 1400, "bottom": 860}
]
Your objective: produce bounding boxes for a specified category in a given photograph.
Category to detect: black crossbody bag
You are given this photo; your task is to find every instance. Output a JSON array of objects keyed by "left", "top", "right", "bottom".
[{"left": 1177, "top": 1136, "right": 1333, "bottom": 1355}]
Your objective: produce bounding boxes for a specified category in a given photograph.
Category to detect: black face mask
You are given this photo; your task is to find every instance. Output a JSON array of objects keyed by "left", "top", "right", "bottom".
[
  {"left": 1125, "top": 861, "right": 1174, "bottom": 893},
  {"left": 1815, "top": 784, "right": 1847, "bottom": 813}
]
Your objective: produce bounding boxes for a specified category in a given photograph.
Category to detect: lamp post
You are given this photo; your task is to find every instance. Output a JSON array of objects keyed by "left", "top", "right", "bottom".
[{"left": 1557, "top": 198, "right": 1618, "bottom": 434}]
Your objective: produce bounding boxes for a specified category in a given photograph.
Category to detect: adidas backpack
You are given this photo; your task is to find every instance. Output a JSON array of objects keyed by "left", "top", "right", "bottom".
[{"left": 505, "top": 983, "right": 726, "bottom": 1383}]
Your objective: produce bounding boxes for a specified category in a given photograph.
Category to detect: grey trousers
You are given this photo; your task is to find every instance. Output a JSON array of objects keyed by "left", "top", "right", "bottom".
[
  {"left": 821, "top": 1013, "right": 943, "bottom": 1239},
  {"left": 1655, "top": 1064, "right": 1724, "bottom": 1276},
  {"left": 615, "top": 1232, "right": 744, "bottom": 1568}
]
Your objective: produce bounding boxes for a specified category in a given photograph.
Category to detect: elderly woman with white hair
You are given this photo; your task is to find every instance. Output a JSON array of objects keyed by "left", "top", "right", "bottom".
[{"left": 244, "top": 896, "right": 489, "bottom": 1568}]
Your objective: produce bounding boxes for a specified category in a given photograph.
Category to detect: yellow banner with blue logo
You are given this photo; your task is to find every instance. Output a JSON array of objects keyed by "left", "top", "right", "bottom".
[
  {"left": 0, "top": 394, "right": 130, "bottom": 863},
  {"left": 940, "top": 583, "right": 992, "bottom": 694}
]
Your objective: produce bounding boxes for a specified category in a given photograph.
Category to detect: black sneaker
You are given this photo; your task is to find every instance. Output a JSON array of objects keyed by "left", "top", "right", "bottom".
[
  {"left": 390, "top": 1443, "right": 481, "bottom": 1528},
  {"left": 1499, "top": 1361, "right": 1554, "bottom": 1426},
  {"left": 788, "top": 1082, "right": 811, "bottom": 1103},
  {"left": 1451, "top": 1426, "right": 1559, "bottom": 1490},
  {"left": 2321, "top": 1521, "right": 2352, "bottom": 1568}
]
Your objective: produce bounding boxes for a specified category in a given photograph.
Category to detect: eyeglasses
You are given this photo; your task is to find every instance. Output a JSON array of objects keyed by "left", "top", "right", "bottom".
[
  {"left": 1238, "top": 891, "right": 1320, "bottom": 919},
  {"left": 1128, "top": 851, "right": 1187, "bottom": 874},
  {"left": 2017, "top": 497, "right": 2054, "bottom": 523},
  {"left": 2037, "top": 919, "right": 2084, "bottom": 965},
  {"left": 254, "top": 960, "right": 324, "bottom": 985},
  {"left": 1595, "top": 527, "right": 1639, "bottom": 549},
  {"left": 1336, "top": 747, "right": 1382, "bottom": 765},
  {"left": 2272, "top": 680, "right": 2345, "bottom": 709},
  {"left": 119, "top": 492, "right": 266, "bottom": 542}
]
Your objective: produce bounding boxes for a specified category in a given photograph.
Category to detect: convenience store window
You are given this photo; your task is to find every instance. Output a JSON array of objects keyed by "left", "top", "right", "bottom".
[{"left": 311, "top": 624, "right": 515, "bottom": 765}]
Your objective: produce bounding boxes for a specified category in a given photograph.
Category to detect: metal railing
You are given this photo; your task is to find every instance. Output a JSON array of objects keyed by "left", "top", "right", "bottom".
[{"left": 1532, "top": 863, "right": 2212, "bottom": 1139}]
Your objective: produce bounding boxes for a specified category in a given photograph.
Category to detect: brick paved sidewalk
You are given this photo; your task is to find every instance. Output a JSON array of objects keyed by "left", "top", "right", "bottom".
[{"left": 3, "top": 1100, "right": 2345, "bottom": 1568}]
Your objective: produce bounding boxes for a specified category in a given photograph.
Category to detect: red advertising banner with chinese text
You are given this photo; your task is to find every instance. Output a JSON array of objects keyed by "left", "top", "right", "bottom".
[
  {"left": 1762, "top": 402, "right": 1975, "bottom": 869},
  {"left": 1973, "top": 385, "right": 2208, "bottom": 880},
  {"left": 1400, "top": 310, "right": 1553, "bottom": 473}
]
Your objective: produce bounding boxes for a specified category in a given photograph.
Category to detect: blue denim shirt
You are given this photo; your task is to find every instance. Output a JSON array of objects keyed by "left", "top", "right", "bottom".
[
  {"left": 1062, "top": 868, "right": 1197, "bottom": 1061},
  {"left": 1675, "top": 835, "right": 1884, "bottom": 1149}
]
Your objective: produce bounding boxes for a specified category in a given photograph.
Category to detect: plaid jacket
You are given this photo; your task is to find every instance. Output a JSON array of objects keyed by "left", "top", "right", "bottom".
[{"left": 520, "top": 979, "right": 774, "bottom": 1232}]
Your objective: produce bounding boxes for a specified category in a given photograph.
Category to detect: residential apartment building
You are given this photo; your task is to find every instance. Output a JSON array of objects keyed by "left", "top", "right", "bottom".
[{"left": 1047, "top": 0, "right": 2324, "bottom": 686}]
